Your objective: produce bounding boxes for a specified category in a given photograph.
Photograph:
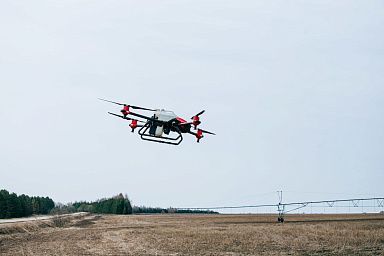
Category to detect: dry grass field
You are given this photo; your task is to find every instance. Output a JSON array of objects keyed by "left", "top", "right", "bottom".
[{"left": 1, "top": 213, "right": 384, "bottom": 255}]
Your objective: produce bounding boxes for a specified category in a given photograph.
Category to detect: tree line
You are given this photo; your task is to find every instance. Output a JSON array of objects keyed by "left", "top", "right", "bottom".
[
  {"left": 1, "top": 189, "right": 217, "bottom": 219},
  {"left": 132, "top": 206, "right": 217, "bottom": 214},
  {"left": 52, "top": 193, "right": 132, "bottom": 215},
  {"left": 71, "top": 193, "right": 132, "bottom": 214},
  {"left": 54, "top": 198, "right": 217, "bottom": 215},
  {"left": 0, "top": 189, "right": 55, "bottom": 219}
]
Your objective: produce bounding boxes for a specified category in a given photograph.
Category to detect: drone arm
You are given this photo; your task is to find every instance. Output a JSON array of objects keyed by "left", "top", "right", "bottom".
[
  {"left": 126, "top": 111, "right": 165, "bottom": 125},
  {"left": 107, "top": 112, "right": 148, "bottom": 123},
  {"left": 187, "top": 130, "right": 197, "bottom": 136},
  {"left": 108, "top": 112, "right": 135, "bottom": 121},
  {"left": 177, "top": 121, "right": 194, "bottom": 126}
]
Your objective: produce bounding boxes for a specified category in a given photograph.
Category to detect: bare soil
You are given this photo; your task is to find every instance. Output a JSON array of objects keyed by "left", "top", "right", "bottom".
[{"left": 1, "top": 213, "right": 384, "bottom": 255}]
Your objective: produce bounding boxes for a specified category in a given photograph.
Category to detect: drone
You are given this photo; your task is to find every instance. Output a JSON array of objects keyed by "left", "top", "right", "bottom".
[{"left": 99, "top": 98, "right": 215, "bottom": 145}]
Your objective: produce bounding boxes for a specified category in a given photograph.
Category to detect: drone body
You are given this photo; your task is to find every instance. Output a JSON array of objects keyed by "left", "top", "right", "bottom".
[{"left": 100, "top": 99, "right": 215, "bottom": 145}]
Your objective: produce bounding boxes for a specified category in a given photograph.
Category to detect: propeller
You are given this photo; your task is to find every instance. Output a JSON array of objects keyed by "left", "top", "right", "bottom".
[
  {"left": 98, "top": 98, "right": 156, "bottom": 111},
  {"left": 195, "top": 128, "right": 215, "bottom": 143},
  {"left": 199, "top": 129, "right": 216, "bottom": 135},
  {"left": 190, "top": 110, "right": 205, "bottom": 130},
  {"left": 191, "top": 110, "right": 205, "bottom": 119}
]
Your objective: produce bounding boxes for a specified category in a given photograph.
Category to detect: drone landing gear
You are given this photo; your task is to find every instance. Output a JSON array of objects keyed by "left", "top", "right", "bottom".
[{"left": 138, "top": 124, "right": 183, "bottom": 145}]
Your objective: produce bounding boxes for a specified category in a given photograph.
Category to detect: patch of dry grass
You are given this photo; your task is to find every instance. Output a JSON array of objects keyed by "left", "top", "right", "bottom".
[{"left": 1, "top": 214, "right": 383, "bottom": 255}]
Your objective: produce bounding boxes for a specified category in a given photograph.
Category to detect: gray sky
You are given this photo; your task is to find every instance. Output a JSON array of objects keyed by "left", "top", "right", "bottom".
[{"left": 1, "top": 0, "right": 383, "bottom": 209}]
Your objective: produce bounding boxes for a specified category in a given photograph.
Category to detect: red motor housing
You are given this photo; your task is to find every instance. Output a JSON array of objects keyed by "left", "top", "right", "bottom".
[
  {"left": 121, "top": 105, "right": 130, "bottom": 117},
  {"left": 192, "top": 116, "right": 201, "bottom": 129},
  {"left": 196, "top": 129, "right": 203, "bottom": 142},
  {"left": 129, "top": 119, "right": 138, "bottom": 132}
]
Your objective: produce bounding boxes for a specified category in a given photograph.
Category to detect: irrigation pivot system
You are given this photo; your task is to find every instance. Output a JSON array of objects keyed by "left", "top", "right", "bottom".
[{"left": 177, "top": 193, "right": 384, "bottom": 223}]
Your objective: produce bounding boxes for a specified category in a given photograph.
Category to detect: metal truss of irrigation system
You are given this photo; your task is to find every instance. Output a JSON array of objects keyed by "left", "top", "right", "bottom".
[{"left": 176, "top": 195, "right": 384, "bottom": 223}]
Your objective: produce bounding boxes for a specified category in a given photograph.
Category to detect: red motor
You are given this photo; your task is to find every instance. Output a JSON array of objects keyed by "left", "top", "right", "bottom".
[
  {"left": 192, "top": 115, "right": 201, "bottom": 129},
  {"left": 196, "top": 129, "right": 203, "bottom": 143},
  {"left": 121, "top": 105, "right": 130, "bottom": 117},
  {"left": 191, "top": 110, "right": 204, "bottom": 129},
  {"left": 129, "top": 119, "right": 138, "bottom": 132}
]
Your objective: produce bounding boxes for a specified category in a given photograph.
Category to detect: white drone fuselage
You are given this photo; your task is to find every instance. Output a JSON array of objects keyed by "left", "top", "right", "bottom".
[{"left": 153, "top": 109, "right": 177, "bottom": 137}]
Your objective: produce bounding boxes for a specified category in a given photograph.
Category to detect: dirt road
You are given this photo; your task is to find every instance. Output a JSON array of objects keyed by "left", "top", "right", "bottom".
[
  {"left": 0, "top": 212, "right": 87, "bottom": 224},
  {"left": 1, "top": 213, "right": 383, "bottom": 255}
]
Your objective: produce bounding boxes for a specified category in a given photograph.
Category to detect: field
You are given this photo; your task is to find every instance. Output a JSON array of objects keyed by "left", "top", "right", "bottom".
[{"left": 1, "top": 213, "right": 384, "bottom": 255}]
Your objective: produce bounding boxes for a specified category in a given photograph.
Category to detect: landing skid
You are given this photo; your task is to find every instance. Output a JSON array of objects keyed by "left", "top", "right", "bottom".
[{"left": 138, "top": 123, "right": 183, "bottom": 145}]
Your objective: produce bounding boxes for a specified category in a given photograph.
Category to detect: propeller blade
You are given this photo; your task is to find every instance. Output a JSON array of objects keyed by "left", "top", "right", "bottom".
[
  {"left": 98, "top": 98, "right": 125, "bottom": 106},
  {"left": 199, "top": 129, "right": 216, "bottom": 135},
  {"left": 130, "top": 105, "right": 156, "bottom": 111},
  {"left": 191, "top": 110, "right": 205, "bottom": 119},
  {"left": 107, "top": 112, "right": 145, "bottom": 123},
  {"left": 99, "top": 98, "right": 155, "bottom": 111}
]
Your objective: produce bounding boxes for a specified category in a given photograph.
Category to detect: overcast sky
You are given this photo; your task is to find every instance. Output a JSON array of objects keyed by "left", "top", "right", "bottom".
[{"left": 1, "top": 0, "right": 383, "bottom": 210}]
